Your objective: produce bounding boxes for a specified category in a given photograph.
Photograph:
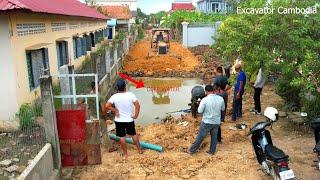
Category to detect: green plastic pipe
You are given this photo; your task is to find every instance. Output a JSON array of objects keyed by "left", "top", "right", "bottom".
[{"left": 108, "top": 133, "right": 163, "bottom": 152}]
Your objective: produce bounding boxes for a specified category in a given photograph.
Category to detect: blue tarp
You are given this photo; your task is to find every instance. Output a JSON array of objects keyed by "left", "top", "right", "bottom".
[{"left": 107, "top": 19, "right": 117, "bottom": 27}]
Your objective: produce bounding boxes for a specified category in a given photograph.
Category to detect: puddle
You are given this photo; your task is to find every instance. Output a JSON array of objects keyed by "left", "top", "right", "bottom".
[{"left": 128, "top": 78, "right": 203, "bottom": 125}]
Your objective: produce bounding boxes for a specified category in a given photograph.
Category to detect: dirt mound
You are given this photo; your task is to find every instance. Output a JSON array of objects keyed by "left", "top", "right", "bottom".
[
  {"left": 123, "top": 40, "right": 199, "bottom": 75},
  {"left": 188, "top": 45, "right": 211, "bottom": 56}
]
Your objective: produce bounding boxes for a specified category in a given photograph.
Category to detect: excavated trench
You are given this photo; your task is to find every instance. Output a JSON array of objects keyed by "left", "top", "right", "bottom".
[{"left": 128, "top": 78, "right": 202, "bottom": 125}]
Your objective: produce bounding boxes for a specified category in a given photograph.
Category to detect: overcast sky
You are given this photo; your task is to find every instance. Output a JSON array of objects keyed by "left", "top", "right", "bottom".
[{"left": 138, "top": 0, "right": 199, "bottom": 15}]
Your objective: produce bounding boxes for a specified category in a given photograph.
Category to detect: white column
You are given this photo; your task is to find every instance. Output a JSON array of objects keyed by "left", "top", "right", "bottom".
[{"left": 182, "top": 22, "right": 189, "bottom": 47}]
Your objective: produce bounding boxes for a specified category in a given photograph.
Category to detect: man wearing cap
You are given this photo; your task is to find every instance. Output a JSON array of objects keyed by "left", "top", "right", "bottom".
[
  {"left": 105, "top": 79, "right": 142, "bottom": 159},
  {"left": 232, "top": 64, "right": 246, "bottom": 121}
]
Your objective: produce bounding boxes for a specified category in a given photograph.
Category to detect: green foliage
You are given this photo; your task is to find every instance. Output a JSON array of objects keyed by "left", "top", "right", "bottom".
[
  {"left": 33, "top": 98, "right": 43, "bottom": 117},
  {"left": 16, "top": 104, "right": 35, "bottom": 129},
  {"left": 161, "top": 11, "right": 227, "bottom": 29},
  {"left": 302, "top": 94, "right": 320, "bottom": 120},
  {"left": 137, "top": 25, "right": 145, "bottom": 40},
  {"left": 115, "top": 29, "right": 126, "bottom": 41},
  {"left": 215, "top": 0, "right": 320, "bottom": 116},
  {"left": 161, "top": 11, "right": 227, "bottom": 41}
]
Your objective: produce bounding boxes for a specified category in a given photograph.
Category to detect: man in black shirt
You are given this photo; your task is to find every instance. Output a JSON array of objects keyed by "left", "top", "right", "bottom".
[{"left": 213, "top": 67, "right": 230, "bottom": 143}]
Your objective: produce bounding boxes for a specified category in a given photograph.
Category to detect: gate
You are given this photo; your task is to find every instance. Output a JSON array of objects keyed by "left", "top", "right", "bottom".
[{"left": 53, "top": 73, "right": 102, "bottom": 167}]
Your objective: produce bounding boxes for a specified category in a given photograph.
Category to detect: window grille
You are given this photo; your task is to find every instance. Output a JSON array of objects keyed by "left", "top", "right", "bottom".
[
  {"left": 51, "top": 22, "right": 66, "bottom": 32},
  {"left": 69, "top": 22, "right": 79, "bottom": 29},
  {"left": 17, "top": 23, "right": 46, "bottom": 36}
]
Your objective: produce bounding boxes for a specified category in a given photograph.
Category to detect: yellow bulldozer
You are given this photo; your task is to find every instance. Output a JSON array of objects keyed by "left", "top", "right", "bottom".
[{"left": 147, "top": 28, "right": 171, "bottom": 58}]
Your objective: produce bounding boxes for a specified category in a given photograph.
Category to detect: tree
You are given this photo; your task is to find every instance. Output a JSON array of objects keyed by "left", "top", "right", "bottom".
[{"left": 214, "top": 0, "right": 320, "bottom": 117}]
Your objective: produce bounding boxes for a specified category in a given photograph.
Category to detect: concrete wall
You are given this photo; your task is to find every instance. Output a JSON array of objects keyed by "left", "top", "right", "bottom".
[
  {"left": 18, "top": 144, "right": 59, "bottom": 180},
  {"left": 0, "top": 15, "right": 19, "bottom": 121},
  {"left": 182, "top": 21, "right": 221, "bottom": 47},
  {"left": 0, "top": 12, "right": 107, "bottom": 121}
]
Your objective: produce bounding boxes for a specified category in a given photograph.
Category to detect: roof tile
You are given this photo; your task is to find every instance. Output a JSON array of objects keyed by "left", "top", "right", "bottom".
[{"left": 0, "top": 0, "right": 107, "bottom": 19}]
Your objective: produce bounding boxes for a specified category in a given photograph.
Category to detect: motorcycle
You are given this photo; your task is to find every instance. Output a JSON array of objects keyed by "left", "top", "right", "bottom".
[
  {"left": 248, "top": 107, "right": 295, "bottom": 180},
  {"left": 189, "top": 86, "right": 205, "bottom": 118},
  {"left": 310, "top": 117, "right": 320, "bottom": 170}
]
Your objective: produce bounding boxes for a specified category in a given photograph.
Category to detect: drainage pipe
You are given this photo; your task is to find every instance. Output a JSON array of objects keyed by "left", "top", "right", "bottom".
[{"left": 108, "top": 133, "right": 163, "bottom": 152}]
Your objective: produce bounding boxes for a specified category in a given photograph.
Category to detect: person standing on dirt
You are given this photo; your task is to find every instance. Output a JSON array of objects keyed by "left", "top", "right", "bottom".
[
  {"left": 250, "top": 68, "right": 265, "bottom": 115},
  {"left": 188, "top": 85, "right": 225, "bottom": 155},
  {"left": 105, "top": 79, "right": 142, "bottom": 159},
  {"left": 232, "top": 64, "right": 246, "bottom": 121},
  {"left": 213, "top": 67, "right": 230, "bottom": 143}
]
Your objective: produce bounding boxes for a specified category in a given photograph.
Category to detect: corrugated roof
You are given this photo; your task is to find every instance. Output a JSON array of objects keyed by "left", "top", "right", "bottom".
[
  {"left": 0, "top": 0, "right": 107, "bottom": 19},
  {"left": 98, "top": 5, "right": 132, "bottom": 20},
  {"left": 172, "top": 2, "right": 195, "bottom": 11}
]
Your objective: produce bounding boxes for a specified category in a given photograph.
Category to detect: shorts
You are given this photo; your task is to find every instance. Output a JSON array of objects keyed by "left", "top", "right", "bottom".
[{"left": 115, "top": 121, "right": 136, "bottom": 137}]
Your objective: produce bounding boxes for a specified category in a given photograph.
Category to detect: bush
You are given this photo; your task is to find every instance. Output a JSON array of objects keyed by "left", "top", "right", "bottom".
[
  {"left": 302, "top": 94, "right": 320, "bottom": 120},
  {"left": 137, "top": 26, "right": 145, "bottom": 40},
  {"left": 275, "top": 75, "right": 301, "bottom": 111},
  {"left": 16, "top": 104, "right": 35, "bottom": 129}
]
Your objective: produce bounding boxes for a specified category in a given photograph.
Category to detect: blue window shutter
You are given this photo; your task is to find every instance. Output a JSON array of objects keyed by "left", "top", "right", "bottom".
[
  {"left": 76, "top": 37, "right": 82, "bottom": 58},
  {"left": 26, "top": 52, "right": 34, "bottom": 90},
  {"left": 64, "top": 41, "right": 69, "bottom": 65},
  {"left": 43, "top": 48, "right": 50, "bottom": 75},
  {"left": 81, "top": 37, "right": 87, "bottom": 56},
  {"left": 73, "top": 38, "right": 77, "bottom": 59},
  {"left": 56, "top": 42, "right": 61, "bottom": 67}
]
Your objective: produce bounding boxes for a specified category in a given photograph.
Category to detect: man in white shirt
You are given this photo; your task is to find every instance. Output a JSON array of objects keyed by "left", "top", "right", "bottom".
[
  {"left": 105, "top": 79, "right": 142, "bottom": 159},
  {"left": 250, "top": 68, "right": 265, "bottom": 115}
]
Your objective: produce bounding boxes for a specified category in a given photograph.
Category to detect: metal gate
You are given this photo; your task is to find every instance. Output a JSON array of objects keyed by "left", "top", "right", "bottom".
[{"left": 53, "top": 73, "right": 102, "bottom": 167}]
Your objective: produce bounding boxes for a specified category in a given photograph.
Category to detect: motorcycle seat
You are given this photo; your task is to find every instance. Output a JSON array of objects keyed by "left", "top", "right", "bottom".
[{"left": 265, "top": 145, "right": 288, "bottom": 162}]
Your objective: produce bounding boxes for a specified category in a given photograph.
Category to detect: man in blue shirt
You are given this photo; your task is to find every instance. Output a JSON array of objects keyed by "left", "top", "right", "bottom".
[
  {"left": 188, "top": 85, "right": 225, "bottom": 155},
  {"left": 232, "top": 64, "right": 246, "bottom": 121}
]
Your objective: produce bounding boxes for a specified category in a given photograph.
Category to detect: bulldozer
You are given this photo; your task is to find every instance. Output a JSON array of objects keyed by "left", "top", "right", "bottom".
[{"left": 147, "top": 28, "right": 171, "bottom": 59}]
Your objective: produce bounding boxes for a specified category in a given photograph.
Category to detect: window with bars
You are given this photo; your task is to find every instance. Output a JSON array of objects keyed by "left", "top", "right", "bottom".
[
  {"left": 17, "top": 23, "right": 46, "bottom": 36},
  {"left": 69, "top": 22, "right": 79, "bottom": 29},
  {"left": 26, "top": 48, "right": 49, "bottom": 90},
  {"left": 73, "top": 37, "right": 87, "bottom": 59},
  {"left": 51, "top": 22, "right": 66, "bottom": 32},
  {"left": 56, "top": 41, "right": 69, "bottom": 68},
  {"left": 211, "top": 3, "right": 220, "bottom": 13}
]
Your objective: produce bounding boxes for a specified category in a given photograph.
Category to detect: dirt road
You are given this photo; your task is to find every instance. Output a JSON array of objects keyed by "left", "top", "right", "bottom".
[{"left": 74, "top": 85, "right": 319, "bottom": 180}]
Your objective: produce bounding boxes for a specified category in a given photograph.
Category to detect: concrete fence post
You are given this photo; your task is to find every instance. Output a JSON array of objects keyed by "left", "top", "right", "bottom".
[
  {"left": 40, "top": 75, "right": 61, "bottom": 172},
  {"left": 182, "top": 22, "right": 189, "bottom": 47},
  {"left": 59, "top": 65, "right": 74, "bottom": 104}
]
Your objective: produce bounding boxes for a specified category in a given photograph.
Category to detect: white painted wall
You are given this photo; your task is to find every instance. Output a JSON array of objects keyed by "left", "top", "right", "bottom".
[
  {"left": 182, "top": 21, "right": 221, "bottom": 47},
  {"left": 0, "top": 15, "right": 19, "bottom": 121}
]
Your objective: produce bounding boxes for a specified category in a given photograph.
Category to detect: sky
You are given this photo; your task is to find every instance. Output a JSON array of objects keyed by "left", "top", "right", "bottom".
[{"left": 138, "top": 0, "right": 199, "bottom": 15}]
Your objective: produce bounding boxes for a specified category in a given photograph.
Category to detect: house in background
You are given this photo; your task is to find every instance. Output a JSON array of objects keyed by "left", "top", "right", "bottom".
[
  {"left": 171, "top": 0, "right": 195, "bottom": 12},
  {"left": 98, "top": 6, "right": 133, "bottom": 33},
  {"left": 0, "top": 0, "right": 108, "bottom": 122},
  {"left": 94, "top": 0, "right": 138, "bottom": 24},
  {"left": 197, "top": 0, "right": 233, "bottom": 13}
]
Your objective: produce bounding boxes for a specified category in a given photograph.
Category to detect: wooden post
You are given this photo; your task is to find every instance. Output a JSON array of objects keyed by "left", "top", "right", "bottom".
[{"left": 40, "top": 75, "right": 61, "bottom": 172}]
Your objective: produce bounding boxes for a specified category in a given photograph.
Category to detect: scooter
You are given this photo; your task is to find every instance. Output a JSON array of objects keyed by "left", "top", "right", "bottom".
[
  {"left": 189, "top": 86, "right": 205, "bottom": 118},
  {"left": 310, "top": 117, "right": 320, "bottom": 170},
  {"left": 248, "top": 107, "right": 295, "bottom": 180}
]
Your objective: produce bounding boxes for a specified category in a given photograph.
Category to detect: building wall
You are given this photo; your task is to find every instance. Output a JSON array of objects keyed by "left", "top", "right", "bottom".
[
  {"left": 5, "top": 12, "right": 107, "bottom": 117},
  {"left": 0, "top": 15, "right": 19, "bottom": 121},
  {"left": 95, "top": 0, "right": 138, "bottom": 11}
]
